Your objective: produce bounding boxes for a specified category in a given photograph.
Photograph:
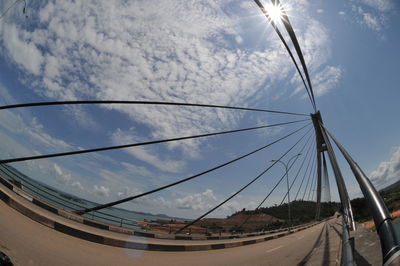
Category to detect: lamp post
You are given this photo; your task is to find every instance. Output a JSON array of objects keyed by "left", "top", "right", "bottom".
[{"left": 271, "top": 153, "right": 301, "bottom": 230}]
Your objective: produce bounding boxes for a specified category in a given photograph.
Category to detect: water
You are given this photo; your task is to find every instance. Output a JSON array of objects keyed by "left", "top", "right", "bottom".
[{"left": 0, "top": 164, "right": 178, "bottom": 229}]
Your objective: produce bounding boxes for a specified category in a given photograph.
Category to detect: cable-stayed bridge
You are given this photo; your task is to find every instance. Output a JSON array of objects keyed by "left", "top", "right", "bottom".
[{"left": 0, "top": 0, "right": 399, "bottom": 265}]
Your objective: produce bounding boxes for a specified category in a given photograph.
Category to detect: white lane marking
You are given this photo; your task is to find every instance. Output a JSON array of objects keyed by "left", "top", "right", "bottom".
[
  {"left": 266, "top": 245, "right": 283, "bottom": 253},
  {"left": 297, "top": 235, "right": 304, "bottom": 240}
]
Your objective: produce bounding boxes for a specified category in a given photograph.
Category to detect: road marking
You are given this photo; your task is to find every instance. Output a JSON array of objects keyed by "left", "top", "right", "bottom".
[
  {"left": 266, "top": 245, "right": 283, "bottom": 253},
  {"left": 297, "top": 236, "right": 304, "bottom": 240}
]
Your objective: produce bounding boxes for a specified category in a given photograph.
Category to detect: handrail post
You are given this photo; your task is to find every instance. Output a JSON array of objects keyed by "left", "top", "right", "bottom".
[{"left": 324, "top": 128, "right": 400, "bottom": 266}]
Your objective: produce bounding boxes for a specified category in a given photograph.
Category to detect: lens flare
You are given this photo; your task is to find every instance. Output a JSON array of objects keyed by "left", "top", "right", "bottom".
[{"left": 266, "top": 3, "right": 283, "bottom": 23}]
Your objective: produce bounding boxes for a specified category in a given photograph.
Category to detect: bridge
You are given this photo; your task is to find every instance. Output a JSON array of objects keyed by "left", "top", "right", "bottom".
[{"left": 0, "top": 0, "right": 399, "bottom": 266}]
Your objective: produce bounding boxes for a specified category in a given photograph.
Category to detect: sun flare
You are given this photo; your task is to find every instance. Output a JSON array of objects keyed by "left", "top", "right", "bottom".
[{"left": 266, "top": 3, "right": 283, "bottom": 23}]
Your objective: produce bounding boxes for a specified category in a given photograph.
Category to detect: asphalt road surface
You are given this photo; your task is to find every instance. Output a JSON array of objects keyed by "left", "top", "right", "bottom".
[{"left": 0, "top": 200, "right": 341, "bottom": 266}]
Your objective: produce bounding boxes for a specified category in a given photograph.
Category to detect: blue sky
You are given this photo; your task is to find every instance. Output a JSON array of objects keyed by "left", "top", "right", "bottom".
[{"left": 0, "top": 0, "right": 399, "bottom": 219}]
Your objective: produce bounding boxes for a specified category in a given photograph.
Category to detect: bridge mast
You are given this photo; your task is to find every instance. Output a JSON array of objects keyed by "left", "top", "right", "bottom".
[{"left": 311, "top": 111, "right": 355, "bottom": 230}]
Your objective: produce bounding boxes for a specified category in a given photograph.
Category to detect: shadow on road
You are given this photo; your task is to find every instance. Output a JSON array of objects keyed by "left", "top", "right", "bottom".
[
  {"left": 322, "top": 222, "right": 330, "bottom": 265},
  {"left": 297, "top": 222, "right": 326, "bottom": 266}
]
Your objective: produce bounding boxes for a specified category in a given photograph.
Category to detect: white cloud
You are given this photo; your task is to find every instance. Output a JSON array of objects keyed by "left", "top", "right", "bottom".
[
  {"left": 0, "top": 1, "right": 346, "bottom": 218},
  {"left": 71, "top": 181, "right": 84, "bottom": 190},
  {"left": 53, "top": 163, "right": 63, "bottom": 176},
  {"left": 370, "top": 147, "right": 400, "bottom": 189},
  {"left": 0, "top": 109, "right": 71, "bottom": 154},
  {"left": 219, "top": 199, "right": 258, "bottom": 214},
  {"left": 120, "top": 162, "right": 152, "bottom": 177},
  {"left": 291, "top": 65, "right": 342, "bottom": 98},
  {"left": 175, "top": 189, "right": 217, "bottom": 211},
  {"left": 362, "top": 12, "right": 382, "bottom": 32},
  {"left": 93, "top": 185, "right": 110, "bottom": 197},
  {"left": 111, "top": 128, "right": 186, "bottom": 173},
  {"left": 313, "top": 66, "right": 342, "bottom": 97},
  {"left": 358, "top": 0, "right": 393, "bottom": 12},
  {"left": 117, "top": 187, "right": 131, "bottom": 198},
  {"left": 350, "top": 0, "right": 394, "bottom": 35},
  {"left": 1, "top": 24, "right": 44, "bottom": 75},
  {"left": 1, "top": 0, "right": 340, "bottom": 158}
]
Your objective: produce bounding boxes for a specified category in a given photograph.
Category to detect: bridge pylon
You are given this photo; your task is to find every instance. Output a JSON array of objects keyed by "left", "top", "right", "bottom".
[
  {"left": 312, "top": 111, "right": 400, "bottom": 265},
  {"left": 311, "top": 111, "right": 355, "bottom": 230}
]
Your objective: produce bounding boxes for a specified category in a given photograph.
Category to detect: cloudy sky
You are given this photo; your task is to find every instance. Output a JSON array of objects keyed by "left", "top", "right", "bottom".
[{"left": 0, "top": 0, "right": 399, "bottom": 219}]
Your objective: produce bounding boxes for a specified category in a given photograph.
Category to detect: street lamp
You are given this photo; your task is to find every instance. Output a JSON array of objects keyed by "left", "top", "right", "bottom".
[{"left": 271, "top": 153, "right": 301, "bottom": 230}]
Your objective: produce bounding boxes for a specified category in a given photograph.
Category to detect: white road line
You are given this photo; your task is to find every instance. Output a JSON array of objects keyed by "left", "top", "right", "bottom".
[
  {"left": 266, "top": 245, "right": 283, "bottom": 253},
  {"left": 297, "top": 235, "right": 304, "bottom": 240}
]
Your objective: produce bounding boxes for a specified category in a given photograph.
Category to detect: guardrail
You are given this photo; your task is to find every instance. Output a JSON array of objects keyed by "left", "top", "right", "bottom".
[
  {"left": 0, "top": 164, "right": 140, "bottom": 229},
  {"left": 340, "top": 218, "right": 354, "bottom": 266}
]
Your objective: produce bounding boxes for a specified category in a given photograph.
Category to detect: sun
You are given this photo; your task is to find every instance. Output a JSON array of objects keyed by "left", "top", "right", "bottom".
[{"left": 266, "top": 3, "right": 283, "bottom": 23}]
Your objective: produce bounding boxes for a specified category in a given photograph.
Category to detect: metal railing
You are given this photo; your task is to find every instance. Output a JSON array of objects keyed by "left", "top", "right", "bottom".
[
  {"left": 323, "top": 127, "right": 400, "bottom": 266},
  {"left": 341, "top": 217, "right": 354, "bottom": 266},
  {"left": 0, "top": 164, "right": 141, "bottom": 229}
]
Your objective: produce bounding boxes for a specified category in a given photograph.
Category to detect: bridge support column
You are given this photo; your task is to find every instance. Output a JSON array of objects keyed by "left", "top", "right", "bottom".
[
  {"left": 311, "top": 111, "right": 355, "bottom": 230},
  {"left": 315, "top": 129, "right": 322, "bottom": 220}
]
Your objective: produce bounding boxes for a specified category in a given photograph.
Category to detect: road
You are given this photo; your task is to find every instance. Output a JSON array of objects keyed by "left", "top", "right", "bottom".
[{"left": 0, "top": 200, "right": 341, "bottom": 266}]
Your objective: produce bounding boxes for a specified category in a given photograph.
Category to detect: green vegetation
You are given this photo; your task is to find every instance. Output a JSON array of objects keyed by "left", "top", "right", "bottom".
[
  {"left": 229, "top": 200, "right": 341, "bottom": 231},
  {"left": 256, "top": 200, "right": 340, "bottom": 222},
  {"left": 351, "top": 181, "right": 400, "bottom": 222}
]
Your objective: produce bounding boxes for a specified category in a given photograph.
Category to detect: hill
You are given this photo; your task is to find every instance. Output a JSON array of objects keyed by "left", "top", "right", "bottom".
[
  {"left": 197, "top": 212, "right": 283, "bottom": 233},
  {"left": 197, "top": 200, "right": 340, "bottom": 233},
  {"left": 380, "top": 179, "right": 400, "bottom": 193},
  {"left": 351, "top": 179, "right": 400, "bottom": 222}
]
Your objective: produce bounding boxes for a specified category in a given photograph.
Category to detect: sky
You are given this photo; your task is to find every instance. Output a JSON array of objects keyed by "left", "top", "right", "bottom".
[{"left": 0, "top": 0, "right": 399, "bottom": 219}]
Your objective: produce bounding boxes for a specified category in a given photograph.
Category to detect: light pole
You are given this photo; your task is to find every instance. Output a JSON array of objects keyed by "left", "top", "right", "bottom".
[{"left": 271, "top": 153, "right": 301, "bottom": 230}]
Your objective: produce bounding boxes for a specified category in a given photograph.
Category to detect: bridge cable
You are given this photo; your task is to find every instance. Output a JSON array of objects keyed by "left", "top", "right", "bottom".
[
  {"left": 0, "top": 0, "right": 27, "bottom": 20},
  {"left": 174, "top": 126, "right": 313, "bottom": 234},
  {"left": 308, "top": 157, "right": 318, "bottom": 201},
  {"left": 321, "top": 152, "right": 331, "bottom": 202},
  {"left": 0, "top": 100, "right": 309, "bottom": 116},
  {"left": 0, "top": 118, "right": 309, "bottom": 164},
  {"left": 301, "top": 155, "right": 317, "bottom": 201},
  {"left": 274, "top": 0, "right": 317, "bottom": 110},
  {"left": 302, "top": 153, "right": 317, "bottom": 200},
  {"left": 279, "top": 135, "right": 312, "bottom": 206},
  {"left": 294, "top": 145, "right": 316, "bottom": 200},
  {"left": 254, "top": 0, "right": 316, "bottom": 111},
  {"left": 74, "top": 123, "right": 312, "bottom": 215},
  {"left": 301, "top": 152, "right": 315, "bottom": 200},
  {"left": 237, "top": 132, "right": 314, "bottom": 229},
  {"left": 279, "top": 136, "right": 315, "bottom": 205}
]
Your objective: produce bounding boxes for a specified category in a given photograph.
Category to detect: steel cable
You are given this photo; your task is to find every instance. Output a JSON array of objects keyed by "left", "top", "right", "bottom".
[
  {"left": 74, "top": 123, "right": 312, "bottom": 214},
  {"left": 174, "top": 126, "right": 312, "bottom": 234},
  {"left": 254, "top": 0, "right": 315, "bottom": 110},
  {"left": 0, "top": 100, "right": 309, "bottom": 116},
  {"left": 237, "top": 132, "right": 313, "bottom": 229},
  {"left": 294, "top": 145, "right": 316, "bottom": 200},
  {"left": 0, "top": 119, "right": 309, "bottom": 164}
]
